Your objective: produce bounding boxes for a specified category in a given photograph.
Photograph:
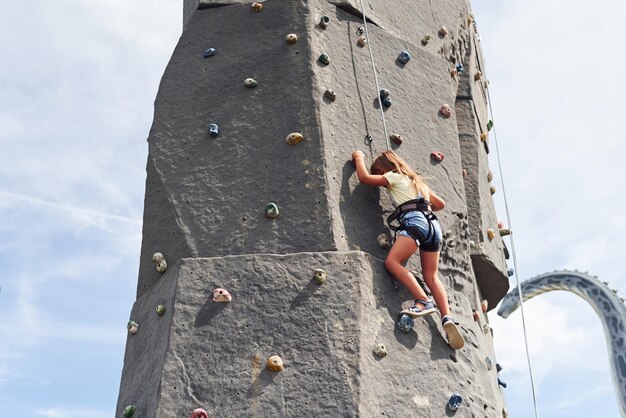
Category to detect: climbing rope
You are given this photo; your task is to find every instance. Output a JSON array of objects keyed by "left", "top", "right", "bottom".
[
  {"left": 486, "top": 88, "right": 540, "bottom": 418},
  {"left": 357, "top": 0, "right": 391, "bottom": 151}
]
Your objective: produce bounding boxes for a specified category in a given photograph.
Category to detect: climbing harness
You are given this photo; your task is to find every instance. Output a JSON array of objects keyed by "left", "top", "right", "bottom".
[
  {"left": 487, "top": 87, "right": 540, "bottom": 418},
  {"left": 357, "top": 0, "right": 391, "bottom": 151},
  {"left": 385, "top": 197, "right": 438, "bottom": 245}
]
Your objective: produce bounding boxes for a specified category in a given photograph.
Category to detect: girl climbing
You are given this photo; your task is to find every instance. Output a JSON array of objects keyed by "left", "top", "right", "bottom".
[{"left": 351, "top": 150, "right": 464, "bottom": 350}]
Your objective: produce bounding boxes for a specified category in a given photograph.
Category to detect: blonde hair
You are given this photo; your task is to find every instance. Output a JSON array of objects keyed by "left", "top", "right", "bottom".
[{"left": 370, "top": 150, "right": 429, "bottom": 197}]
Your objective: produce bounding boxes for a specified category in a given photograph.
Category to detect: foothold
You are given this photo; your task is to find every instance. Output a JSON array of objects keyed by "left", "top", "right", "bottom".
[
  {"left": 264, "top": 202, "right": 280, "bottom": 218},
  {"left": 127, "top": 320, "right": 139, "bottom": 334},
  {"left": 499, "top": 228, "right": 511, "bottom": 237},
  {"left": 202, "top": 48, "right": 216, "bottom": 58},
  {"left": 472, "top": 309, "right": 480, "bottom": 322},
  {"left": 487, "top": 170, "right": 494, "bottom": 182},
  {"left": 456, "top": 63, "right": 464, "bottom": 73},
  {"left": 490, "top": 185, "right": 497, "bottom": 195},
  {"left": 319, "top": 15, "right": 330, "bottom": 28},
  {"left": 357, "top": 35, "right": 367, "bottom": 47},
  {"left": 397, "top": 50, "right": 411, "bottom": 64},
  {"left": 480, "top": 132, "right": 488, "bottom": 142},
  {"left": 377, "top": 233, "right": 391, "bottom": 249},
  {"left": 481, "top": 299, "right": 488, "bottom": 313},
  {"left": 244, "top": 78, "right": 257, "bottom": 88},
  {"left": 379, "top": 89, "right": 392, "bottom": 108},
  {"left": 487, "top": 120, "right": 494, "bottom": 131},
  {"left": 208, "top": 123, "right": 219, "bottom": 137},
  {"left": 318, "top": 53, "right": 330, "bottom": 65},
  {"left": 213, "top": 288, "right": 232, "bottom": 303},
  {"left": 324, "top": 89, "right": 336, "bottom": 101},
  {"left": 152, "top": 252, "right": 167, "bottom": 273},
  {"left": 285, "top": 132, "right": 304, "bottom": 146},
  {"left": 191, "top": 409, "right": 209, "bottom": 418},
  {"left": 485, "top": 356, "right": 493, "bottom": 370},
  {"left": 266, "top": 355, "right": 284, "bottom": 372},
  {"left": 123, "top": 405, "right": 136, "bottom": 418},
  {"left": 507, "top": 268, "right": 515, "bottom": 277},
  {"left": 474, "top": 71, "right": 482, "bottom": 81},
  {"left": 389, "top": 133, "right": 403, "bottom": 146},
  {"left": 448, "top": 393, "right": 463, "bottom": 411},
  {"left": 251, "top": 2, "right": 263, "bottom": 11},
  {"left": 439, "top": 26, "right": 449, "bottom": 37},
  {"left": 285, "top": 33, "right": 298, "bottom": 44},
  {"left": 156, "top": 305, "right": 166, "bottom": 315},
  {"left": 373, "top": 343, "right": 388, "bottom": 358},
  {"left": 313, "top": 268, "right": 327, "bottom": 285},
  {"left": 487, "top": 228, "right": 495, "bottom": 241},
  {"left": 498, "top": 378, "right": 508, "bottom": 388},
  {"left": 421, "top": 35, "right": 432, "bottom": 45},
  {"left": 430, "top": 152, "right": 444, "bottom": 162},
  {"left": 439, "top": 104, "right": 452, "bottom": 118},
  {"left": 397, "top": 314, "right": 414, "bottom": 333}
]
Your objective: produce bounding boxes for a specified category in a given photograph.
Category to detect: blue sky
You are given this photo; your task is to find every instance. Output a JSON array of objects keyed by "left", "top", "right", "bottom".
[{"left": 0, "top": 1, "right": 623, "bottom": 417}]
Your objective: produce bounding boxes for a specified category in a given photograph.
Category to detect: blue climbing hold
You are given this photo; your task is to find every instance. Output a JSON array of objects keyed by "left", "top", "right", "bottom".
[
  {"left": 397, "top": 51, "right": 411, "bottom": 64},
  {"left": 208, "top": 123, "right": 219, "bottom": 137},
  {"left": 381, "top": 97, "right": 392, "bottom": 108},
  {"left": 448, "top": 393, "right": 463, "bottom": 411},
  {"left": 498, "top": 378, "right": 508, "bottom": 388},
  {"left": 496, "top": 363, "right": 503, "bottom": 373},
  {"left": 379, "top": 89, "right": 390, "bottom": 98},
  {"left": 456, "top": 63, "right": 464, "bottom": 73},
  {"left": 507, "top": 268, "right": 514, "bottom": 277},
  {"left": 397, "top": 314, "right": 414, "bottom": 333},
  {"left": 203, "top": 48, "right": 216, "bottom": 58}
]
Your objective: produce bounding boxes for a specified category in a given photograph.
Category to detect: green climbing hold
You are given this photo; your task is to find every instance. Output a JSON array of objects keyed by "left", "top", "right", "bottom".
[
  {"left": 373, "top": 343, "right": 388, "bottom": 358},
  {"left": 319, "top": 15, "right": 330, "bottom": 28},
  {"left": 313, "top": 268, "right": 327, "bottom": 284},
  {"left": 123, "top": 405, "right": 136, "bottom": 418},
  {"left": 318, "top": 53, "right": 330, "bottom": 65},
  {"left": 156, "top": 305, "right": 166, "bottom": 315},
  {"left": 487, "top": 120, "right": 494, "bottom": 131},
  {"left": 265, "top": 202, "right": 279, "bottom": 218},
  {"left": 421, "top": 35, "right": 432, "bottom": 46}
]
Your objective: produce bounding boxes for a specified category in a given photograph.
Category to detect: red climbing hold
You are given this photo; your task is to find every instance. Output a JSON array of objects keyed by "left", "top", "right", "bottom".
[
  {"left": 439, "top": 104, "right": 452, "bottom": 118},
  {"left": 431, "top": 152, "right": 444, "bottom": 162},
  {"left": 390, "top": 133, "right": 403, "bottom": 145},
  {"left": 190, "top": 409, "right": 208, "bottom": 418}
]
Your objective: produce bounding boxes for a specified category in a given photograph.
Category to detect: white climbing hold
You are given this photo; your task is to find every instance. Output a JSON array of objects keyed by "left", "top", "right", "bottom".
[
  {"left": 127, "top": 320, "right": 139, "bottom": 334},
  {"left": 357, "top": 35, "right": 367, "bottom": 47},
  {"left": 213, "top": 288, "right": 232, "bottom": 303},
  {"left": 152, "top": 252, "right": 167, "bottom": 273},
  {"left": 377, "top": 233, "right": 391, "bottom": 250},
  {"left": 373, "top": 343, "right": 388, "bottom": 358},
  {"left": 439, "top": 26, "right": 449, "bottom": 37},
  {"left": 285, "top": 33, "right": 298, "bottom": 45}
]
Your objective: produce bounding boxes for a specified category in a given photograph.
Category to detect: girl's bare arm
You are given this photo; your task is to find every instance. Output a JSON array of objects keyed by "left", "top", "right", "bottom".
[{"left": 352, "top": 151, "right": 389, "bottom": 186}]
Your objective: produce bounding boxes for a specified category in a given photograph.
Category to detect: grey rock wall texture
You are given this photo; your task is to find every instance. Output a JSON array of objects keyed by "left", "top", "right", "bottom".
[{"left": 119, "top": 0, "right": 511, "bottom": 416}]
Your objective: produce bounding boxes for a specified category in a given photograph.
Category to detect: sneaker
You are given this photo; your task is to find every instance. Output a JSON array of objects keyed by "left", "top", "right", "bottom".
[
  {"left": 401, "top": 299, "right": 436, "bottom": 318},
  {"left": 442, "top": 316, "right": 465, "bottom": 350}
]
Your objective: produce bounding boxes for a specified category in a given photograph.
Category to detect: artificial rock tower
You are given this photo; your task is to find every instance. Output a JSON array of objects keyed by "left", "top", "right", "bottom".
[{"left": 117, "top": 0, "right": 511, "bottom": 416}]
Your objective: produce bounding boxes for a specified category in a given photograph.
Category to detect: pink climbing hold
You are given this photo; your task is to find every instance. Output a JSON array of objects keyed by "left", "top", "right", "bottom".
[
  {"left": 439, "top": 103, "right": 452, "bottom": 118},
  {"left": 213, "top": 288, "right": 232, "bottom": 303},
  {"left": 430, "top": 152, "right": 444, "bottom": 162},
  {"left": 190, "top": 409, "right": 208, "bottom": 418},
  {"left": 497, "top": 221, "right": 505, "bottom": 229}
]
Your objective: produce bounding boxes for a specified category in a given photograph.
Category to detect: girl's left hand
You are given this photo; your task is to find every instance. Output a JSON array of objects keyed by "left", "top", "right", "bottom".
[{"left": 351, "top": 150, "right": 364, "bottom": 160}]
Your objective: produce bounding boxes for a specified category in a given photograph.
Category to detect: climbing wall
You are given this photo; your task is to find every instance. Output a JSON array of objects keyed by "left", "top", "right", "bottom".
[{"left": 118, "top": 0, "right": 511, "bottom": 416}]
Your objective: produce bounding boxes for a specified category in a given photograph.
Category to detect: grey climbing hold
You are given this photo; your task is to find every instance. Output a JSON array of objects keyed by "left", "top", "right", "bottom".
[
  {"left": 377, "top": 233, "right": 391, "bottom": 249},
  {"left": 397, "top": 50, "right": 411, "bottom": 64},
  {"left": 208, "top": 123, "right": 219, "bottom": 137},
  {"left": 156, "top": 305, "right": 166, "bottom": 315},
  {"left": 123, "top": 405, "right": 136, "bottom": 418},
  {"left": 202, "top": 48, "right": 216, "bottom": 58},
  {"left": 127, "top": 320, "right": 139, "bottom": 334},
  {"left": 485, "top": 356, "right": 493, "bottom": 370},
  {"left": 251, "top": 2, "right": 263, "bottom": 11},
  {"left": 397, "top": 314, "right": 414, "bottom": 333},
  {"left": 313, "top": 268, "right": 327, "bottom": 285},
  {"left": 318, "top": 53, "right": 330, "bottom": 65},
  {"left": 244, "top": 78, "right": 257, "bottom": 88},
  {"left": 152, "top": 252, "right": 167, "bottom": 273},
  {"left": 389, "top": 133, "right": 403, "bottom": 146},
  {"left": 373, "top": 343, "right": 388, "bottom": 358},
  {"left": 421, "top": 35, "right": 432, "bottom": 45},
  {"left": 264, "top": 202, "right": 279, "bottom": 218},
  {"left": 266, "top": 355, "right": 284, "bottom": 372},
  {"left": 285, "top": 33, "right": 298, "bottom": 44},
  {"left": 448, "top": 393, "right": 463, "bottom": 411},
  {"left": 507, "top": 268, "right": 515, "bottom": 277},
  {"left": 285, "top": 132, "right": 304, "bottom": 146},
  {"left": 324, "top": 89, "right": 336, "bottom": 101},
  {"left": 319, "top": 15, "right": 330, "bottom": 28}
]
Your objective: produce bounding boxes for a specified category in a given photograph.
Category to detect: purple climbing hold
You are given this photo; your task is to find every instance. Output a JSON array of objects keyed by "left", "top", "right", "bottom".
[{"left": 203, "top": 48, "right": 216, "bottom": 58}]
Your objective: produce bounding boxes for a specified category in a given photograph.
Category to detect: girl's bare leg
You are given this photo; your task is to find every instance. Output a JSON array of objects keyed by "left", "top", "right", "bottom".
[
  {"left": 419, "top": 250, "right": 450, "bottom": 317},
  {"left": 385, "top": 236, "right": 429, "bottom": 303}
]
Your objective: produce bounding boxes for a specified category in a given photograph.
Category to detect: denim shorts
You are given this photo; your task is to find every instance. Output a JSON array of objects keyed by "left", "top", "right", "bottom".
[{"left": 397, "top": 211, "right": 443, "bottom": 252}]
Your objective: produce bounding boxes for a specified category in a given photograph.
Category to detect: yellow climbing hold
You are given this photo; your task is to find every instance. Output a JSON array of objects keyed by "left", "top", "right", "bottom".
[
  {"left": 286, "top": 132, "right": 304, "bottom": 146},
  {"left": 286, "top": 33, "right": 298, "bottom": 44},
  {"left": 480, "top": 132, "right": 488, "bottom": 142},
  {"left": 266, "top": 355, "right": 284, "bottom": 372},
  {"left": 487, "top": 228, "right": 495, "bottom": 241},
  {"left": 251, "top": 2, "right": 263, "bottom": 11}
]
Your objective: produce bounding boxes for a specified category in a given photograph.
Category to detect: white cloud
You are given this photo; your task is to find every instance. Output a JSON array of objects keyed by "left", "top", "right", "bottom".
[{"left": 34, "top": 407, "right": 111, "bottom": 418}]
